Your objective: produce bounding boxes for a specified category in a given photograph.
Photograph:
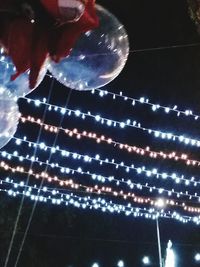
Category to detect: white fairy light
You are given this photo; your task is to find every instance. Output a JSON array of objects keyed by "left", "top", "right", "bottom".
[
  {"left": 23, "top": 97, "right": 200, "bottom": 148},
  {"left": 142, "top": 256, "right": 150, "bottom": 265}
]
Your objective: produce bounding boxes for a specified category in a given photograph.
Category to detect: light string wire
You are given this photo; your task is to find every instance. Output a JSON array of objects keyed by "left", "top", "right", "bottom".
[
  {"left": 45, "top": 42, "right": 200, "bottom": 58},
  {"left": 20, "top": 115, "right": 200, "bottom": 167},
  {"left": 14, "top": 88, "right": 72, "bottom": 267},
  {"left": 9, "top": 135, "right": 200, "bottom": 191},
  {"left": 1, "top": 157, "right": 200, "bottom": 213},
  {"left": 0, "top": 163, "right": 187, "bottom": 214},
  {"left": 1, "top": 176, "right": 198, "bottom": 225},
  {"left": 2, "top": 147, "right": 199, "bottom": 203},
  {"left": 23, "top": 97, "right": 200, "bottom": 148},
  {"left": 1, "top": 146, "right": 200, "bottom": 204},
  {"left": 3, "top": 78, "right": 55, "bottom": 267},
  {"left": 0, "top": 178, "right": 160, "bottom": 219},
  {"left": 0, "top": 175, "right": 200, "bottom": 223},
  {"left": 91, "top": 88, "right": 200, "bottom": 121}
]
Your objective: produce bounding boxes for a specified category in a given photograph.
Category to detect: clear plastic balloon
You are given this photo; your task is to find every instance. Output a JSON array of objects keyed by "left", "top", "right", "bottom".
[
  {"left": 48, "top": 4, "right": 129, "bottom": 90},
  {"left": 0, "top": 86, "right": 20, "bottom": 149},
  {"left": 0, "top": 47, "right": 47, "bottom": 98}
]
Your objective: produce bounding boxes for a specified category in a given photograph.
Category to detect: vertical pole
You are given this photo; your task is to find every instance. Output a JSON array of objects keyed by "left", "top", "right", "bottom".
[{"left": 156, "top": 218, "right": 163, "bottom": 267}]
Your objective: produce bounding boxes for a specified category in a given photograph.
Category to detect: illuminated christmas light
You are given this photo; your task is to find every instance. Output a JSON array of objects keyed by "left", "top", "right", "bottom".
[
  {"left": 0, "top": 176, "right": 199, "bottom": 224},
  {"left": 194, "top": 253, "right": 200, "bottom": 262},
  {"left": 92, "top": 88, "right": 199, "bottom": 121},
  {"left": 20, "top": 115, "right": 200, "bottom": 168},
  {"left": 142, "top": 256, "right": 150, "bottom": 265},
  {"left": 2, "top": 147, "right": 199, "bottom": 203},
  {"left": 1, "top": 59, "right": 200, "bottom": 225},
  {"left": 117, "top": 260, "right": 124, "bottom": 267},
  {"left": 0, "top": 58, "right": 198, "bottom": 122},
  {"left": 9, "top": 136, "right": 200, "bottom": 191},
  {"left": 155, "top": 198, "right": 166, "bottom": 208},
  {"left": 23, "top": 97, "right": 200, "bottom": 148},
  {"left": 0, "top": 160, "right": 177, "bottom": 211},
  {"left": 0, "top": 156, "right": 200, "bottom": 215}
]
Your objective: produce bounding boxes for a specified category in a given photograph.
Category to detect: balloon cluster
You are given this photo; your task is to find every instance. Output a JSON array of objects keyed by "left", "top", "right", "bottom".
[
  {"left": 0, "top": 1, "right": 129, "bottom": 149},
  {"left": 0, "top": 46, "right": 47, "bottom": 149},
  {"left": 48, "top": 4, "right": 129, "bottom": 91}
]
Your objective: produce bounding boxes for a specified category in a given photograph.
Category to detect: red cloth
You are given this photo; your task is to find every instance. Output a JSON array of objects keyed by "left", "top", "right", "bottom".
[
  {"left": 0, "top": 0, "right": 98, "bottom": 88},
  {"left": 41, "top": 0, "right": 61, "bottom": 18}
]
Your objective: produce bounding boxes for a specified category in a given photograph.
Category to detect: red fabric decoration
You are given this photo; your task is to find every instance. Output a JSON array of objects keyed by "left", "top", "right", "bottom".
[{"left": 0, "top": 0, "right": 99, "bottom": 88}]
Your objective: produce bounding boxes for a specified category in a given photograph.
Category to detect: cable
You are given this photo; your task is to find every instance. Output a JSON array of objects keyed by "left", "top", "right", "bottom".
[
  {"left": 132, "top": 42, "right": 200, "bottom": 52},
  {"left": 13, "top": 88, "right": 72, "bottom": 267},
  {"left": 92, "top": 88, "right": 200, "bottom": 122},
  {"left": 3, "top": 77, "right": 55, "bottom": 267}
]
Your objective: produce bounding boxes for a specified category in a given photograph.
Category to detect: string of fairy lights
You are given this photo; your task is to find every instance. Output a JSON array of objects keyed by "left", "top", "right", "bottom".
[
  {"left": 0, "top": 162, "right": 186, "bottom": 212},
  {"left": 91, "top": 89, "right": 199, "bottom": 120},
  {"left": 1, "top": 59, "right": 200, "bottom": 224},
  {"left": 3, "top": 176, "right": 199, "bottom": 224},
  {"left": 8, "top": 133, "right": 200, "bottom": 189},
  {"left": 1, "top": 104, "right": 200, "bottom": 223},
  {"left": 1, "top": 147, "right": 200, "bottom": 202},
  {"left": 20, "top": 115, "right": 200, "bottom": 167},
  {"left": 23, "top": 97, "right": 200, "bottom": 148},
  {"left": 2, "top": 153, "right": 200, "bottom": 214},
  {"left": 1, "top": 140, "right": 200, "bottom": 203}
]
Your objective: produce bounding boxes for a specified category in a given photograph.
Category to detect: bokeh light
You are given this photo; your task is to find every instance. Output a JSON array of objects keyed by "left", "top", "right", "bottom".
[{"left": 142, "top": 256, "right": 150, "bottom": 265}]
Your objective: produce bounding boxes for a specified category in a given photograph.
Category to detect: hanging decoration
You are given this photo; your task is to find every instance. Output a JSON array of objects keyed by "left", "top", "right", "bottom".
[
  {"left": 48, "top": 4, "right": 129, "bottom": 90},
  {"left": 24, "top": 97, "right": 200, "bottom": 149},
  {"left": 20, "top": 115, "right": 200, "bottom": 168},
  {"left": 0, "top": 0, "right": 99, "bottom": 89}
]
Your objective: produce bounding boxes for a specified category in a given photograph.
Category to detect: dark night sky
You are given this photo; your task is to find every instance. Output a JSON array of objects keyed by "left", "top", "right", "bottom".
[{"left": 2, "top": 1, "right": 200, "bottom": 267}]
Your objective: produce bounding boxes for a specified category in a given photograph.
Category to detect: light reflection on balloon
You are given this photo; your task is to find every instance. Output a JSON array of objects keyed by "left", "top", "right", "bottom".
[
  {"left": 0, "top": 47, "right": 47, "bottom": 97},
  {"left": 0, "top": 87, "right": 20, "bottom": 150},
  {"left": 48, "top": 4, "right": 129, "bottom": 90}
]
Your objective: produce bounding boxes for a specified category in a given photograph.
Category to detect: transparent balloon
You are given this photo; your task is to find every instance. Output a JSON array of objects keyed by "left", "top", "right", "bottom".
[
  {"left": 0, "top": 86, "right": 20, "bottom": 149},
  {"left": 0, "top": 47, "right": 47, "bottom": 98},
  {"left": 48, "top": 4, "right": 129, "bottom": 90}
]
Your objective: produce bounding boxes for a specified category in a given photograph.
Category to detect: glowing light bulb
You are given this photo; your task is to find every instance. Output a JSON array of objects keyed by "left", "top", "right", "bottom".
[
  {"left": 195, "top": 253, "right": 200, "bottom": 262},
  {"left": 142, "top": 256, "right": 150, "bottom": 265}
]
